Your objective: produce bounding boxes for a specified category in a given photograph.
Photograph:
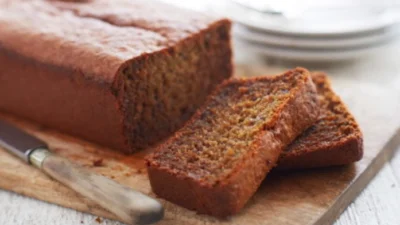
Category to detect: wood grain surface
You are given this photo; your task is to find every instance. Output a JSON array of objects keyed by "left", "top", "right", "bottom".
[{"left": 1, "top": 68, "right": 400, "bottom": 225}]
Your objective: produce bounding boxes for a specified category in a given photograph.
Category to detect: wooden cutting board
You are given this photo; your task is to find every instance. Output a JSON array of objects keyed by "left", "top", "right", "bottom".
[{"left": 0, "top": 74, "right": 400, "bottom": 225}]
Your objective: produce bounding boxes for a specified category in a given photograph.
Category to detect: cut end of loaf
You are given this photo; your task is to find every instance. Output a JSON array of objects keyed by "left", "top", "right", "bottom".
[{"left": 116, "top": 20, "right": 232, "bottom": 153}]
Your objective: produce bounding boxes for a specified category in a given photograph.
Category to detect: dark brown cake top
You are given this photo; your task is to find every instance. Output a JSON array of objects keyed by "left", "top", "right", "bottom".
[
  {"left": 0, "top": 0, "right": 224, "bottom": 83},
  {"left": 148, "top": 68, "right": 311, "bottom": 185},
  {"left": 285, "top": 72, "right": 362, "bottom": 154}
]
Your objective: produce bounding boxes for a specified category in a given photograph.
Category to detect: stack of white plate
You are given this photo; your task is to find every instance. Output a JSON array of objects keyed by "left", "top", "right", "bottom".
[{"left": 211, "top": 0, "right": 400, "bottom": 62}]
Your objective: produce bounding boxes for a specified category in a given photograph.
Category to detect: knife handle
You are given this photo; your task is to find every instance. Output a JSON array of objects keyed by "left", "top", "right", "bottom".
[{"left": 29, "top": 148, "right": 164, "bottom": 225}]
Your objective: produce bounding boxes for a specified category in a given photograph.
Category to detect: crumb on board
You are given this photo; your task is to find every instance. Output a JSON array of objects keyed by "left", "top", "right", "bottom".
[
  {"left": 112, "top": 164, "right": 124, "bottom": 171},
  {"left": 93, "top": 158, "right": 104, "bottom": 167},
  {"left": 95, "top": 217, "right": 103, "bottom": 223}
]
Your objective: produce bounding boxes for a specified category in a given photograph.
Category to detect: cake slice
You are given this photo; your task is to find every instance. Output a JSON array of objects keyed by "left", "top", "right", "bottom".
[
  {"left": 278, "top": 72, "right": 363, "bottom": 169},
  {"left": 146, "top": 68, "right": 320, "bottom": 217}
]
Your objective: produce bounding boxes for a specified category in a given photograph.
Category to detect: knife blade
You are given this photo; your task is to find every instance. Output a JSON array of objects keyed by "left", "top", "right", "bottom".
[
  {"left": 0, "top": 119, "right": 164, "bottom": 225},
  {"left": 0, "top": 120, "right": 46, "bottom": 162}
]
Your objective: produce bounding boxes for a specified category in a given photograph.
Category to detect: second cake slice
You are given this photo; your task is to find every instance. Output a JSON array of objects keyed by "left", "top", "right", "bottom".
[
  {"left": 278, "top": 72, "right": 363, "bottom": 169},
  {"left": 146, "top": 68, "right": 320, "bottom": 217}
]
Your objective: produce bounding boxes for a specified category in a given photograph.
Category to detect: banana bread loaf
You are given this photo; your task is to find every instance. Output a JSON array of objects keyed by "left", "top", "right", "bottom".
[
  {"left": 146, "top": 68, "right": 320, "bottom": 217},
  {"left": 278, "top": 72, "right": 363, "bottom": 169},
  {"left": 0, "top": 0, "right": 232, "bottom": 153}
]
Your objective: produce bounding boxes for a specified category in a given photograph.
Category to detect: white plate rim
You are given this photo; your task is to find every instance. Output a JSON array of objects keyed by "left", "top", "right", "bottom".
[
  {"left": 210, "top": 1, "right": 399, "bottom": 37},
  {"left": 235, "top": 39, "right": 390, "bottom": 61},
  {"left": 234, "top": 25, "right": 400, "bottom": 49}
]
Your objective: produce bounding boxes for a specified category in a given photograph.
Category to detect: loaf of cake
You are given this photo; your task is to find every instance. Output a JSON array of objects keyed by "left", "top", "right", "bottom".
[
  {"left": 147, "top": 68, "right": 320, "bottom": 217},
  {"left": 0, "top": 0, "right": 232, "bottom": 153},
  {"left": 278, "top": 72, "right": 363, "bottom": 169}
]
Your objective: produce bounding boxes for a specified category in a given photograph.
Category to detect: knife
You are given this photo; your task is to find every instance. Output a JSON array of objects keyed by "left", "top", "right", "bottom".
[{"left": 0, "top": 120, "right": 164, "bottom": 225}]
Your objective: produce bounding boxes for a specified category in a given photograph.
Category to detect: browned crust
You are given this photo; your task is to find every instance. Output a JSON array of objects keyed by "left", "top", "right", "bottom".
[
  {"left": 277, "top": 72, "right": 363, "bottom": 169},
  {"left": 146, "top": 68, "right": 320, "bottom": 217}
]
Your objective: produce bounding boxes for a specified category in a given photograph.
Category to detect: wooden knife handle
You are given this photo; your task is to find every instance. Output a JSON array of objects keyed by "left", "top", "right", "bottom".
[{"left": 29, "top": 148, "right": 164, "bottom": 225}]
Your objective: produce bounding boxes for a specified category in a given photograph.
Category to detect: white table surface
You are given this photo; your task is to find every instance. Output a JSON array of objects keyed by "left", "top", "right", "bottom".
[{"left": 1, "top": 39, "right": 400, "bottom": 225}]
